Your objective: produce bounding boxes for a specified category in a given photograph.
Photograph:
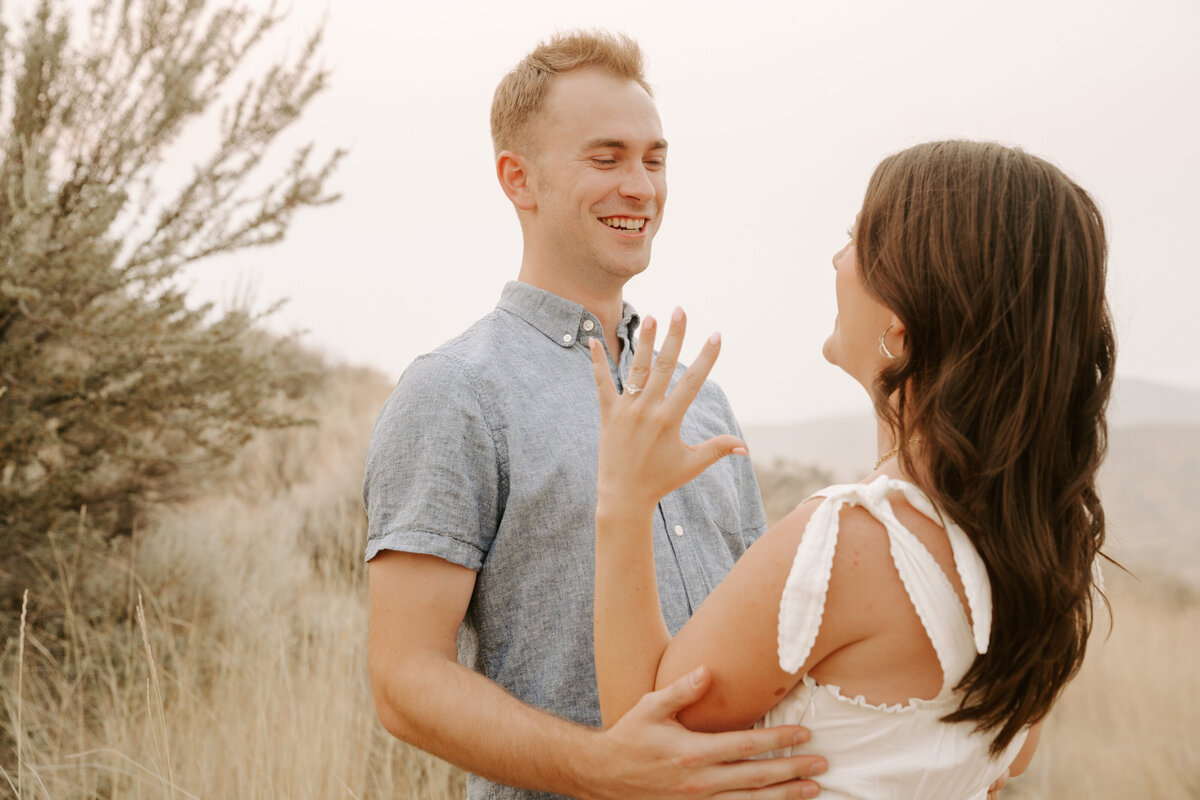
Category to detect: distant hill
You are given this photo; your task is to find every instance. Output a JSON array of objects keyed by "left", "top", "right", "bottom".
[
  {"left": 744, "top": 412, "right": 876, "bottom": 483},
  {"left": 1100, "top": 424, "right": 1200, "bottom": 585},
  {"left": 1107, "top": 377, "right": 1200, "bottom": 427},
  {"left": 743, "top": 378, "right": 1200, "bottom": 586}
]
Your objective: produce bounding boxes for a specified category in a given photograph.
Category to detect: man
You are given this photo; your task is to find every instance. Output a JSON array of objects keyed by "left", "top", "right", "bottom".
[{"left": 364, "top": 30, "right": 826, "bottom": 799}]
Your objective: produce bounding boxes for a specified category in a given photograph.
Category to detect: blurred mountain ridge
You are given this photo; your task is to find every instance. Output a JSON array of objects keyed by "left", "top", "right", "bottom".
[{"left": 742, "top": 378, "right": 1200, "bottom": 586}]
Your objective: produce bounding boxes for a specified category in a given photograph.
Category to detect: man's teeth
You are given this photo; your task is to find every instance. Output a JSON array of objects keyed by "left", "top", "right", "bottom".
[{"left": 601, "top": 217, "right": 646, "bottom": 230}]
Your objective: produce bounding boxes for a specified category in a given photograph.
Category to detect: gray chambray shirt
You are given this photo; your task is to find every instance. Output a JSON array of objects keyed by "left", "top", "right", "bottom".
[{"left": 363, "top": 281, "right": 767, "bottom": 800}]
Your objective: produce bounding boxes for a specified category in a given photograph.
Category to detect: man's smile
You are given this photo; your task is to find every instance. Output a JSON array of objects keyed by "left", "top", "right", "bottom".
[{"left": 599, "top": 215, "right": 648, "bottom": 232}]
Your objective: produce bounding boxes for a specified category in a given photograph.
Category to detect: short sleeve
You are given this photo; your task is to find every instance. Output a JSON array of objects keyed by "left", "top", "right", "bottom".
[{"left": 361, "top": 353, "right": 504, "bottom": 570}]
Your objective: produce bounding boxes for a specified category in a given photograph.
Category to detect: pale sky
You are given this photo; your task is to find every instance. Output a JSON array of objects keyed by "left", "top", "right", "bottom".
[{"left": 162, "top": 0, "right": 1198, "bottom": 425}]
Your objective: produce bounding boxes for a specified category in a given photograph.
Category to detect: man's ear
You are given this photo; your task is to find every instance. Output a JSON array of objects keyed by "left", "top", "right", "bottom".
[{"left": 496, "top": 151, "right": 537, "bottom": 211}]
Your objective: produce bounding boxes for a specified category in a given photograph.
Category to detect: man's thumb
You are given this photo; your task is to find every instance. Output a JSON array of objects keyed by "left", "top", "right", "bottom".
[{"left": 655, "top": 666, "right": 711, "bottom": 716}]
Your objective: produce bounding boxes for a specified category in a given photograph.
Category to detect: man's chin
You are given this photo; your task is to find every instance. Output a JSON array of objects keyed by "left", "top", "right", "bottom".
[{"left": 604, "top": 254, "right": 652, "bottom": 282}]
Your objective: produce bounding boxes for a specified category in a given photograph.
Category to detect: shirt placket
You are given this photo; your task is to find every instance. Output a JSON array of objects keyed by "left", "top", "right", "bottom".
[
  {"left": 655, "top": 490, "right": 710, "bottom": 615},
  {"left": 615, "top": 339, "right": 710, "bottom": 615}
]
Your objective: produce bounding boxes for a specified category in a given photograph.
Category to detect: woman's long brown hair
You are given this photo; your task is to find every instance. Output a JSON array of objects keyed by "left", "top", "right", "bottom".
[{"left": 856, "top": 140, "right": 1115, "bottom": 754}]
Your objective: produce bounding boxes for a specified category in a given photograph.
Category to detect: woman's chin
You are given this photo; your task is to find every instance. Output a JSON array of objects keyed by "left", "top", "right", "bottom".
[{"left": 821, "top": 337, "right": 836, "bottom": 366}]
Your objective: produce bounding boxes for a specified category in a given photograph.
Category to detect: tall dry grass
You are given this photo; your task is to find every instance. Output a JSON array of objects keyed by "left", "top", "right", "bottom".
[
  {"left": 1, "top": 364, "right": 463, "bottom": 799},
  {"left": 1005, "top": 566, "right": 1200, "bottom": 798},
  {"left": 2, "top": 361, "right": 1197, "bottom": 799}
]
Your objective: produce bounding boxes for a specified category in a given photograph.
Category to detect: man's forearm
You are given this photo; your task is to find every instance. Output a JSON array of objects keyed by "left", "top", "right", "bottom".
[
  {"left": 375, "top": 646, "right": 828, "bottom": 800},
  {"left": 367, "top": 552, "right": 826, "bottom": 800},
  {"left": 375, "top": 648, "right": 601, "bottom": 797}
]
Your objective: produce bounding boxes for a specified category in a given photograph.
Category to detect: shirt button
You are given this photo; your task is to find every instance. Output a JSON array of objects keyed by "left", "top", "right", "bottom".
[
  {"left": 673, "top": 525, "right": 684, "bottom": 537},
  {"left": 562, "top": 333, "right": 573, "bottom": 344},
  {"left": 583, "top": 320, "right": 595, "bottom": 332}
]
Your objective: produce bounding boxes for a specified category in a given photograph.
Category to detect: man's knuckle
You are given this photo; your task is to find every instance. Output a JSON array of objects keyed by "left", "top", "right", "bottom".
[
  {"left": 736, "top": 733, "right": 761, "bottom": 759},
  {"left": 747, "top": 766, "right": 773, "bottom": 787}
]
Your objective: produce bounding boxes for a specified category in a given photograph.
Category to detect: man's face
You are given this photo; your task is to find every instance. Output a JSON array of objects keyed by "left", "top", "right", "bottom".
[{"left": 524, "top": 68, "right": 667, "bottom": 287}]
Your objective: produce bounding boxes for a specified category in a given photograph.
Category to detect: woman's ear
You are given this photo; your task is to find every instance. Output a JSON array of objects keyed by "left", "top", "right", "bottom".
[
  {"left": 496, "top": 151, "right": 537, "bottom": 211},
  {"left": 879, "top": 313, "right": 908, "bottom": 360}
]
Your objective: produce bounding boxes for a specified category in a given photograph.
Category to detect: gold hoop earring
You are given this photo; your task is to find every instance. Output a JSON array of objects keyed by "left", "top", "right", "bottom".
[{"left": 879, "top": 325, "right": 897, "bottom": 359}]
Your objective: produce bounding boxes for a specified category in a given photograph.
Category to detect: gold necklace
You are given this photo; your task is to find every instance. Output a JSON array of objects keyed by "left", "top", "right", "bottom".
[{"left": 874, "top": 438, "right": 922, "bottom": 470}]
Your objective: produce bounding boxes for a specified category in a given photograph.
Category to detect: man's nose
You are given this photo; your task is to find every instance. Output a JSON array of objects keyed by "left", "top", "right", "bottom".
[{"left": 619, "top": 162, "right": 656, "bottom": 202}]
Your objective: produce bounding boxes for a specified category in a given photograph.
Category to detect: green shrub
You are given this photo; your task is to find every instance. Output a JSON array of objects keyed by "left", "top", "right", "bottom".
[{"left": 0, "top": 0, "right": 341, "bottom": 636}]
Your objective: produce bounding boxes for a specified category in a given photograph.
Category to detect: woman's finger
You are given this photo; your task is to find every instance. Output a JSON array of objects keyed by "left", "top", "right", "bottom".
[
  {"left": 588, "top": 338, "right": 619, "bottom": 413},
  {"left": 624, "top": 315, "right": 656, "bottom": 397},
  {"left": 644, "top": 306, "right": 686, "bottom": 397},
  {"left": 684, "top": 434, "right": 749, "bottom": 479},
  {"left": 663, "top": 329, "right": 722, "bottom": 419}
]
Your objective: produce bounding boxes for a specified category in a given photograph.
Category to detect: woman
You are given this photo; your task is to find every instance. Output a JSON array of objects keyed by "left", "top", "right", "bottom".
[{"left": 588, "top": 140, "right": 1113, "bottom": 798}]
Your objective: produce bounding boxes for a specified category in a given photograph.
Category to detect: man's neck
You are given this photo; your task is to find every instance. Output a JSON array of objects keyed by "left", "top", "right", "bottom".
[{"left": 516, "top": 263, "right": 628, "bottom": 359}]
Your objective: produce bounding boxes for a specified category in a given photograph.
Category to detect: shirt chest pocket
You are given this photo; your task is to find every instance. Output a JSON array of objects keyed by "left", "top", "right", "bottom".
[
  {"left": 691, "top": 456, "right": 746, "bottom": 538},
  {"left": 677, "top": 396, "right": 760, "bottom": 559}
]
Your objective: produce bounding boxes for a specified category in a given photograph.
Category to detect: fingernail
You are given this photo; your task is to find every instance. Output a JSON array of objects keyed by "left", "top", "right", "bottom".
[
  {"left": 802, "top": 785, "right": 819, "bottom": 799},
  {"left": 644, "top": 315, "right": 655, "bottom": 330},
  {"left": 588, "top": 338, "right": 597, "bottom": 350},
  {"left": 689, "top": 666, "right": 704, "bottom": 687},
  {"left": 732, "top": 446, "right": 749, "bottom": 456},
  {"left": 672, "top": 307, "right": 683, "bottom": 322},
  {"left": 792, "top": 730, "right": 811, "bottom": 745},
  {"left": 811, "top": 759, "right": 827, "bottom": 776},
  {"left": 708, "top": 331, "right": 720, "bottom": 345}
]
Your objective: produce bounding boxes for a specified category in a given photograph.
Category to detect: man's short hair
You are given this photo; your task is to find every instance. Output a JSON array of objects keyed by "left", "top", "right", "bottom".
[{"left": 490, "top": 29, "right": 652, "bottom": 157}]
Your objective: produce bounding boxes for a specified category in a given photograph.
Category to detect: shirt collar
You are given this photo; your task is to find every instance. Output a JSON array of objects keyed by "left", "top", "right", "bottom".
[{"left": 497, "top": 281, "right": 640, "bottom": 349}]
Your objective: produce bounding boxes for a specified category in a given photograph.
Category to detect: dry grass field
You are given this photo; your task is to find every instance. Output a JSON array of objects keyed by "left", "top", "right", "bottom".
[{"left": 3, "top": 364, "right": 1197, "bottom": 799}]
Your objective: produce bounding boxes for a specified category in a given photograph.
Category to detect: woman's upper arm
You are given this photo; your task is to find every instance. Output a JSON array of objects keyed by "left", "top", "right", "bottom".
[
  {"left": 658, "top": 496, "right": 893, "bottom": 732},
  {"left": 654, "top": 497, "right": 852, "bottom": 730}
]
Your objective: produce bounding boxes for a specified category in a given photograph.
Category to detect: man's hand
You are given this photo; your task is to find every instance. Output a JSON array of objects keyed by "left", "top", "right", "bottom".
[
  {"left": 579, "top": 666, "right": 826, "bottom": 800},
  {"left": 987, "top": 767, "right": 1009, "bottom": 799}
]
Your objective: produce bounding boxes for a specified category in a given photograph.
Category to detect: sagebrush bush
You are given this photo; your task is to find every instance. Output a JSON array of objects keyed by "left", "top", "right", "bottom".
[
  {"left": 754, "top": 458, "right": 834, "bottom": 524},
  {"left": 0, "top": 0, "right": 341, "bottom": 640}
]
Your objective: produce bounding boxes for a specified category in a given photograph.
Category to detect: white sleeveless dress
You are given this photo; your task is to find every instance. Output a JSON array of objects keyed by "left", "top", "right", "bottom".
[{"left": 755, "top": 475, "right": 1027, "bottom": 799}]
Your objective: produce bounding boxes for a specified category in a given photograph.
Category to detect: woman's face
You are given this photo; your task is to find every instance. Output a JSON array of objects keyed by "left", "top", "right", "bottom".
[{"left": 822, "top": 221, "right": 898, "bottom": 388}]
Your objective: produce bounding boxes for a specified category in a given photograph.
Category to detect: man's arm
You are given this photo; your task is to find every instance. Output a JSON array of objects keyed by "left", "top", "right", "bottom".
[
  {"left": 368, "top": 550, "right": 827, "bottom": 799},
  {"left": 1007, "top": 720, "right": 1043, "bottom": 778},
  {"left": 984, "top": 720, "right": 1043, "bottom": 799}
]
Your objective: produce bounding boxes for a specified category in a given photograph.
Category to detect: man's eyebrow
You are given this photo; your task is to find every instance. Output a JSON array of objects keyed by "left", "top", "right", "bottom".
[{"left": 582, "top": 138, "right": 669, "bottom": 151}]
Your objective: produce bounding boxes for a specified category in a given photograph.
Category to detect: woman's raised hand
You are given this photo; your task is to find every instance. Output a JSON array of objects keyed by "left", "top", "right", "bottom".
[{"left": 588, "top": 307, "right": 748, "bottom": 517}]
